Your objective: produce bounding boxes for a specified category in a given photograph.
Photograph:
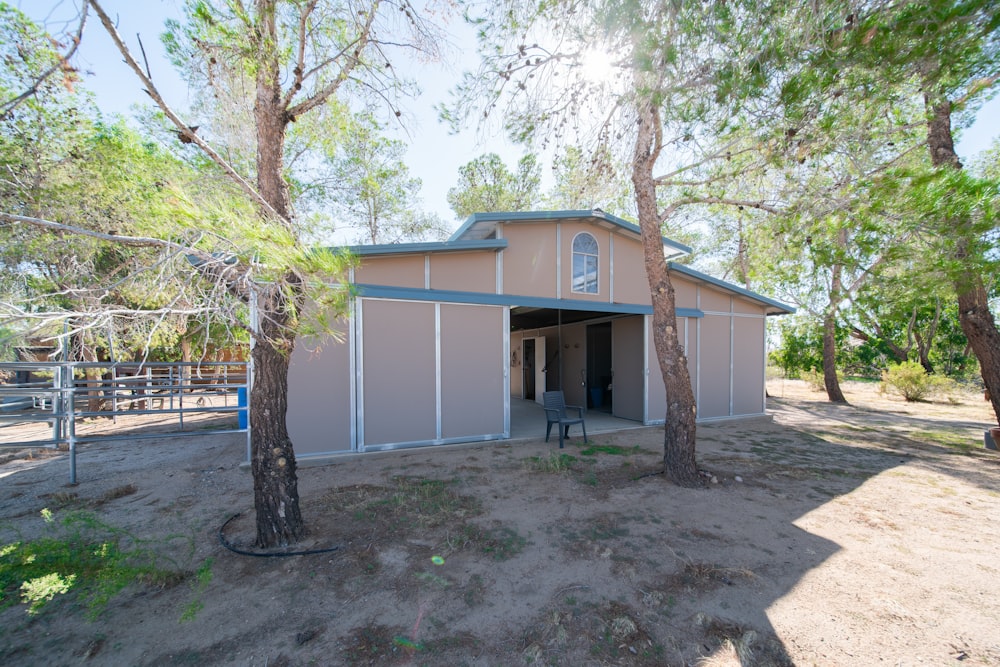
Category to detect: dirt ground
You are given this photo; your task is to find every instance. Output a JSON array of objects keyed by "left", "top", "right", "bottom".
[{"left": 1, "top": 379, "right": 998, "bottom": 666}]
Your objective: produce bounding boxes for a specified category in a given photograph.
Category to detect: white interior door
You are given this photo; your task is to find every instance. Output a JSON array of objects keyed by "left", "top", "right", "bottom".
[{"left": 533, "top": 336, "right": 546, "bottom": 404}]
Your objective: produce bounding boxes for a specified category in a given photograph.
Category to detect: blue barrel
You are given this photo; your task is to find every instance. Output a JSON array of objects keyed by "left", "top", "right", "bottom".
[
  {"left": 589, "top": 387, "right": 604, "bottom": 409},
  {"left": 237, "top": 387, "right": 248, "bottom": 429}
]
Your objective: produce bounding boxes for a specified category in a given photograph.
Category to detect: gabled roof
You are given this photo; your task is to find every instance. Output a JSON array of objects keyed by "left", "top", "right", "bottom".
[
  {"left": 668, "top": 262, "right": 795, "bottom": 316},
  {"left": 450, "top": 209, "right": 691, "bottom": 260},
  {"left": 337, "top": 209, "right": 792, "bottom": 315}
]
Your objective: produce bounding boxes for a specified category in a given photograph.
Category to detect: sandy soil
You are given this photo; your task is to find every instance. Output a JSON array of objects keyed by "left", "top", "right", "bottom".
[{"left": 1, "top": 380, "right": 998, "bottom": 666}]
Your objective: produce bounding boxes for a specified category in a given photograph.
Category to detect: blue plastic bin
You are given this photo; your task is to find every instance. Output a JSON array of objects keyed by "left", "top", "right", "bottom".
[{"left": 237, "top": 387, "right": 248, "bottom": 429}]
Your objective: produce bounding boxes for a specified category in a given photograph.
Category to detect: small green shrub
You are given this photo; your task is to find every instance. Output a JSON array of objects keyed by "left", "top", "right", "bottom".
[
  {"left": 881, "top": 362, "right": 952, "bottom": 402},
  {"left": 801, "top": 369, "right": 838, "bottom": 392},
  {"left": 1, "top": 509, "right": 186, "bottom": 618}
]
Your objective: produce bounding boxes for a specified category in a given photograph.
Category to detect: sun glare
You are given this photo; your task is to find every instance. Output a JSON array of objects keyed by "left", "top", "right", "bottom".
[{"left": 579, "top": 49, "right": 617, "bottom": 85}]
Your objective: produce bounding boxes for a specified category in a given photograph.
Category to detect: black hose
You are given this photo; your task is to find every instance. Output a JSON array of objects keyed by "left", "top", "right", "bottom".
[{"left": 217, "top": 512, "right": 342, "bottom": 558}]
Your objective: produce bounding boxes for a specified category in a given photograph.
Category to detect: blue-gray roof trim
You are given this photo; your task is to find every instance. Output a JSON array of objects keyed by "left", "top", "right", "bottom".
[
  {"left": 343, "top": 239, "right": 508, "bottom": 257},
  {"left": 355, "top": 283, "right": 704, "bottom": 318},
  {"left": 668, "top": 262, "right": 795, "bottom": 315},
  {"left": 450, "top": 210, "right": 692, "bottom": 257}
]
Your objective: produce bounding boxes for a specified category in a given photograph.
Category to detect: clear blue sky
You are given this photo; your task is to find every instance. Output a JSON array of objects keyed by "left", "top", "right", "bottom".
[{"left": 22, "top": 0, "right": 1000, "bottom": 234}]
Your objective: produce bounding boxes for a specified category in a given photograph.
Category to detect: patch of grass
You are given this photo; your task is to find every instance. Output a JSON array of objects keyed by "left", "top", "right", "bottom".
[
  {"left": 578, "top": 443, "right": 643, "bottom": 456},
  {"left": 524, "top": 452, "right": 577, "bottom": 473},
  {"left": 0, "top": 509, "right": 188, "bottom": 618},
  {"left": 910, "top": 429, "right": 980, "bottom": 453},
  {"left": 695, "top": 613, "right": 795, "bottom": 667},
  {"left": 585, "top": 519, "right": 629, "bottom": 541},
  {"left": 463, "top": 574, "right": 485, "bottom": 607},
  {"left": 589, "top": 601, "right": 661, "bottom": 663},
  {"left": 179, "top": 558, "right": 213, "bottom": 622},
  {"left": 460, "top": 525, "right": 528, "bottom": 561},
  {"left": 94, "top": 484, "right": 138, "bottom": 506},
  {"left": 414, "top": 570, "right": 451, "bottom": 589},
  {"left": 344, "top": 624, "right": 408, "bottom": 665},
  {"left": 662, "top": 562, "right": 757, "bottom": 593},
  {"left": 49, "top": 491, "right": 82, "bottom": 508},
  {"left": 330, "top": 477, "right": 482, "bottom": 533}
]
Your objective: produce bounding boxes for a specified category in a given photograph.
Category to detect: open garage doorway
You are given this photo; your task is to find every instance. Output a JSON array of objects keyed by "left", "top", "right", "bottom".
[{"left": 586, "top": 322, "right": 612, "bottom": 412}]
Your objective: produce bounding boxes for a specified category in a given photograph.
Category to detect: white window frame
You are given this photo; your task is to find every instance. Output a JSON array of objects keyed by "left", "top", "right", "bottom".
[{"left": 571, "top": 232, "right": 599, "bottom": 294}]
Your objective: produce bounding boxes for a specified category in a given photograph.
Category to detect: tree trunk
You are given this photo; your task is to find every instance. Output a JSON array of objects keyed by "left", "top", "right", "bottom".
[
  {"left": 249, "top": 283, "right": 304, "bottom": 547},
  {"left": 248, "top": 0, "right": 305, "bottom": 546},
  {"left": 632, "top": 105, "right": 701, "bottom": 487},
  {"left": 822, "top": 309, "right": 847, "bottom": 403},
  {"left": 823, "top": 256, "right": 847, "bottom": 403},
  {"left": 925, "top": 98, "right": 1000, "bottom": 425}
]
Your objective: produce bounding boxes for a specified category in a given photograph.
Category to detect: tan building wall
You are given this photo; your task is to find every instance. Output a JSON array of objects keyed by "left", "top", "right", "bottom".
[
  {"left": 286, "top": 322, "right": 353, "bottom": 456},
  {"left": 699, "top": 314, "right": 733, "bottom": 419},
  {"left": 355, "top": 255, "right": 425, "bottom": 288},
  {"left": 501, "top": 223, "right": 558, "bottom": 297},
  {"left": 699, "top": 285, "right": 731, "bottom": 312},
  {"left": 361, "top": 299, "right": 438, "bottom": 445},
  {"left": 612, "top": 239, "right": 649, "bottom": 304},
  {"left": 612, "top": 316, "right": 645, "bottom": 421},
  {"left": 673, "top": 279, "right": 698, "bottom": 310},
  {"left": 431, "top": 253, "right": 496, "bottom": 293},
  {"left": 440, "top": 304, "right": 505, "bottom": 438},
  {"left": 732, "top": 316, "right": 766, "bottom": 415}
]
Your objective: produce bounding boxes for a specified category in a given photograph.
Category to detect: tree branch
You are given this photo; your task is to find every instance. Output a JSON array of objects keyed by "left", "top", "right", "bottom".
[
  {"left": 660, "top": 196, "right": 781, "bottom": 223},
  {"left": 0, "top": 0, "right": 89, "bottom": 119},
  {"left": 88, "top": 0, "right": 281, "bottom": 221},
  {"left": 285, "top": 1, "right": 380, "bottom": 119},
  {"left": 0, "top": 212, "right": 187, "bottom": 251}
]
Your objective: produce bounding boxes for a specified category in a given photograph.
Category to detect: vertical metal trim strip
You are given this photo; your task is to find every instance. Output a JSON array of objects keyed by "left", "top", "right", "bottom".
[
  {"left": 349, "top": 296, "right": 358, "bottom": 452},
  {"left": 609, "top": 233, "right": 615, "bottom": 303},
  {"left": 556, "top": 223, "right": 562, "bottom": 299},
  {"left": 503, "top": 307, "right": 511, "bottom": 438},
  {"left": 496, "top": 223, "right": 503, "bottom": 294},
  {"left": 643, "top": 314, "right": 650, "bottom": 424},
  {"left": 355, "top": 298, "right": 365, "bottom": 452},
  {"left": 435, "top": 303, "right": 442, "bottom": 440},
  {"left": 695, "top": 287, "right": 701, "bottom": 413},
  {"left": 729, "top": 297, "right": 735, "bottom": 417}
]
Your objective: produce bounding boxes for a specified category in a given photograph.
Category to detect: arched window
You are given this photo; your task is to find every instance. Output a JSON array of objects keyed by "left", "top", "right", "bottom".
[{"left": 572, "top": 232, "right": 599, "bottom": 294}]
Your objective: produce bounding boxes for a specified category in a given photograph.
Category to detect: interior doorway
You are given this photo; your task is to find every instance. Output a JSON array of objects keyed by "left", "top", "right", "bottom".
[
  {"left": 523, "top": 338, "right": 536, "bottom": 401},
  {"left": 586, "top": 323, "right": 613, "bottom": 411},
  {"left": 522, "top": 337, "right": 546, "bottom": 403}
]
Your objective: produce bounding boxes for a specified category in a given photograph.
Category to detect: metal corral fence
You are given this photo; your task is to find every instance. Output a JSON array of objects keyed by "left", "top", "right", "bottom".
[{"left": 0, "top": 361, "right": 248, "bottom": 483}]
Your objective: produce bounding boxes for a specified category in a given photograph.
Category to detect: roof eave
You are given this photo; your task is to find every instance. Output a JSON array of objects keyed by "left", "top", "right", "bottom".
[{"left": 667, "top": 262, "right": 795, "bottom": 315}]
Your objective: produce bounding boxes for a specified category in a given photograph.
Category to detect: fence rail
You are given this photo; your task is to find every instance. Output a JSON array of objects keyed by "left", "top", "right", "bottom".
[{"left": 0, "top": 361, "right": 248, "bottom": 483}]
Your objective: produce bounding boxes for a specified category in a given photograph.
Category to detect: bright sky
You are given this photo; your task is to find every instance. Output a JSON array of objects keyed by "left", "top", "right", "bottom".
[
  {"left": 24, "top": 0, "right": 528, "bottom": 233},
  {"left": 21, "top": 0, "right": 1000, "bottom": 236}
]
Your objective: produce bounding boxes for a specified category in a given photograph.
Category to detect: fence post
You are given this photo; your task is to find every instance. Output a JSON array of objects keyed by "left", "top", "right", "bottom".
[{"left": 63, "top": 362, "right": 77, "bottom": 485}]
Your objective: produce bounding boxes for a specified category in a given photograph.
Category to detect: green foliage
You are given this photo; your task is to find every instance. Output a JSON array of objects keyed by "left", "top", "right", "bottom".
[
  {"left": 769, "top": 319, "right": 823, "bottom": 378},
  {"left": 446, "top": 153, "right": 541, "bottom": 220},
  {"left": 544, "top": 146, "right": 632, "bottom": 212},
  {"left": 318, "top": 115, "right": 448, "bottom": 245},
  {"left": 0, "top": 509, "right": 187, "bottom": 618},
  {"left": 880, "top": 361, "right": 953, "bottom": 402},
  {"left": 801, "top": 369, "right": 827, "bottom": 392}
]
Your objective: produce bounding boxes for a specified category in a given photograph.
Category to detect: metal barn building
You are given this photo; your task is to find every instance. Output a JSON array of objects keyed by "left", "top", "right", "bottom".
[{"left": 285, "top": 210, "right": 792, "bottom": 458}]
